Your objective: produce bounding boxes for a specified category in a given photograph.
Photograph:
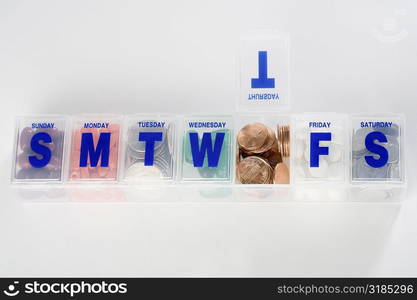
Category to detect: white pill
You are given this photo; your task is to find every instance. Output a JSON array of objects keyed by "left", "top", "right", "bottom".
[
  {"left": 307, "top": 158, "right": 328, "bottom": 178},
  {"left": 328, "top": 162, "right": 344, "bottom": 179},
  {"left": 328, "top": 144, "right": 342, "bottom": 162},
  {"left": 332, "top": 129, "right": 345, "bottom": 145}
]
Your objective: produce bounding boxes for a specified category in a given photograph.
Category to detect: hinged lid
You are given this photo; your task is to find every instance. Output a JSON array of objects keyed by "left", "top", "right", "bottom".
[{"left": 237, "top": 31, "right": 290, "bottom": 111}]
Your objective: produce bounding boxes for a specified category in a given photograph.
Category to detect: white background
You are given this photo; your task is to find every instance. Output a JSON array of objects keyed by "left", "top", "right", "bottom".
[{"left": 1, "top": 0, "right": 416, "bottom": 276}]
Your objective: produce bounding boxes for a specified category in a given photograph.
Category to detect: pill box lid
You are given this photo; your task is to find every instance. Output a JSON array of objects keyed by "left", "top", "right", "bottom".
[{"left": 237, "top": 30, "right": 291, "bottom": 112}]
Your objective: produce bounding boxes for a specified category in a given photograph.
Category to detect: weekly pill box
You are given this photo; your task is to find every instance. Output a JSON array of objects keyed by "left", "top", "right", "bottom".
[
  {"left": 10, "top": 113, "right": 407, "bottom": 200},
  {"left": 9, "top": 32, "right": 407, "bottom": 201}
]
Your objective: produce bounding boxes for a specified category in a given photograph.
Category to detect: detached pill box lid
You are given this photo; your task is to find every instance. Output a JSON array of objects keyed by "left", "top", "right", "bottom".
[{"left": 237, "top": 31, "right": 290, "bottom": 112}]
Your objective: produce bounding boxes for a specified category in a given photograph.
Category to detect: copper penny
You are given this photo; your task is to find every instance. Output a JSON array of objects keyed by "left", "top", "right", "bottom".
[
  {"left": 254, "top": 126, "right": 276, "bottom": 154},
  {"left": 237, "top": 122, "right": 269, "bottom": 153},
  {"left": 277, "top": 125, "right": 290, "bottom": 157},
  {"left": 237, "top": 156, "right": 273, "bottom": 184},
  {"left": 263, "top": 138, "right": 282, "bottom": 168},
  {"left": 274, "top": 162, "right": 290, "bottom": 184}
]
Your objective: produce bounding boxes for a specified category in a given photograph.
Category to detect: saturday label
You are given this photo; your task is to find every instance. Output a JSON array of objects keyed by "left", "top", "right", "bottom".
[{"left": 360, "top": 121, "right": 393, "bottom": 128}]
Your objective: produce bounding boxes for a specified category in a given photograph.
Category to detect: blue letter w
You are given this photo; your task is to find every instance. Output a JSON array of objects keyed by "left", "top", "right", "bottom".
[{"left": 189, "top": 132, "right": 225, "bottom": 167}]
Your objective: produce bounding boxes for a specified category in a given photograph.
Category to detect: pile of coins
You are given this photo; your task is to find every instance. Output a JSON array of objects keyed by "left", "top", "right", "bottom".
[
  {"left": 236, "top": 122, "right": 290, "bottom": 184},
  {"left": 69, "top": 124, "right": 120, "bottom": 180},
  {"left": 352, "top": 124, "right": 400, "bottom": 180},
  {"left": 16, "top": 127, "right": 64, "bottom": 180},
  {"left": 183, "top": 129, "right": 230, "bottom": 179},
  {"left": 124, "top": 121, "right": 174, "bottom": 180}
]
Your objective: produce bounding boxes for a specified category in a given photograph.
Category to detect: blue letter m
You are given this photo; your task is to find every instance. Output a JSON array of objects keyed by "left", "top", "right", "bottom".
[{"left": 79, "top": 132, "right": 111, "bottom": 167}]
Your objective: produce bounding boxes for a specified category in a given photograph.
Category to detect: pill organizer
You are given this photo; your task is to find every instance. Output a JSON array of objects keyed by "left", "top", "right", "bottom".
[
  {"left": 11, "top": 113, "right": 406, "bottom": 198},
  {"left": 10, "top": 32, "right": 407, "bottom": 201}
]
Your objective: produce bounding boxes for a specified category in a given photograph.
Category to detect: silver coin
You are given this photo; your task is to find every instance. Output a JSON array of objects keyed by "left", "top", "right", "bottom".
[
  {"left": 166, "top": 122, "right": 174, "bottom": 156},
  {"left": 376, "top": 135, "right": 399, "bottom": 163},
  {"left": 127, "top": 121, "right": 166, "bottom": 154},
  {"left": 387, "top": 162, "right": 400, "bottom": 179},
  {"left": 380, "top": 123, "right": 399, "bottom": 137},
  {"left": 125, "top": 162, "right": 163, "bottom": 178},
  {"left": 353, "top": 157, "right": 388, "bottom": 180},
  {"left": 352, "top": 128, "right": 372, "bottom": 153}
]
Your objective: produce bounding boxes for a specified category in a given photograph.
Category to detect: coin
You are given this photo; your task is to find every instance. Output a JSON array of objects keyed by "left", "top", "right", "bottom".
[
  {"left": 125, "top": 163, "right": 163, "bottom": 179},
  {"left": 387, "top": 162, "right": 400, "bottom": 179},
  {"left": 125, "top": 120, "right": 174, "bottom": 180},
  {"left": 352, "top": 128, "right": 371, "bottom": 153},
  {"left": 273, "top": 162, "right": 289, "bottom": 184},
  {"left": 127, "top": 121, "right": 166, "bottom": 155},
  {"left": 254, "top": 126, "right": 276, "bottom": 154},
  {"left": 353, "top": 157, "right": 388, "bottom": 180},
  {"left": 237, "top": 156, "right": 273, "bottom": 184},
  {"left": 381, "top": 123, "right": 399, "bottom": 137},
  {"left": 262, "top": 138, "right": 282, "bottom": 168},
  {"left": 237, "top": 122, "right": 269, "bottom": 153},
  {"left": 375, "top": 135, "right": 399, "bottom": 163},
  {"left": 236, "top": 123, "right": 291, "bottom": 184},
  {"left": 277, "top": 125, "right": 290, "bottom": 157}
]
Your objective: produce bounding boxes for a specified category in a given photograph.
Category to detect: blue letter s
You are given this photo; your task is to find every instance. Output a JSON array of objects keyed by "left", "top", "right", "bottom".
[
  {"left": 28, "top": 132, "right": 52, "bottom": 168},
  {"left": 364, "top": 131, "right": 388, "bottom": 168}
]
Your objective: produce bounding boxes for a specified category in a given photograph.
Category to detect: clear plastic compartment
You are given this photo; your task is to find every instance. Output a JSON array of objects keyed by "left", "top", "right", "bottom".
[
  {"left": 350, "top": 113, "right": 406, "bottom": 201},
  {"left": 120, "top": 114, "right": 176, "bottom": 184},
  {"left": 293, "top": 113, "right": 349, "bottom": 184},
  {"left": 234, "top": 113, "right": 292, "bottom": 186},
  {"left": 66, "top": 114, "right": 123, "bottom": 182},
  {"left": 178, "top": 115, "right": 233, "bottom": 183},
  {"left": 11, "top": 115, "right": 67, "bottom": 184}
]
